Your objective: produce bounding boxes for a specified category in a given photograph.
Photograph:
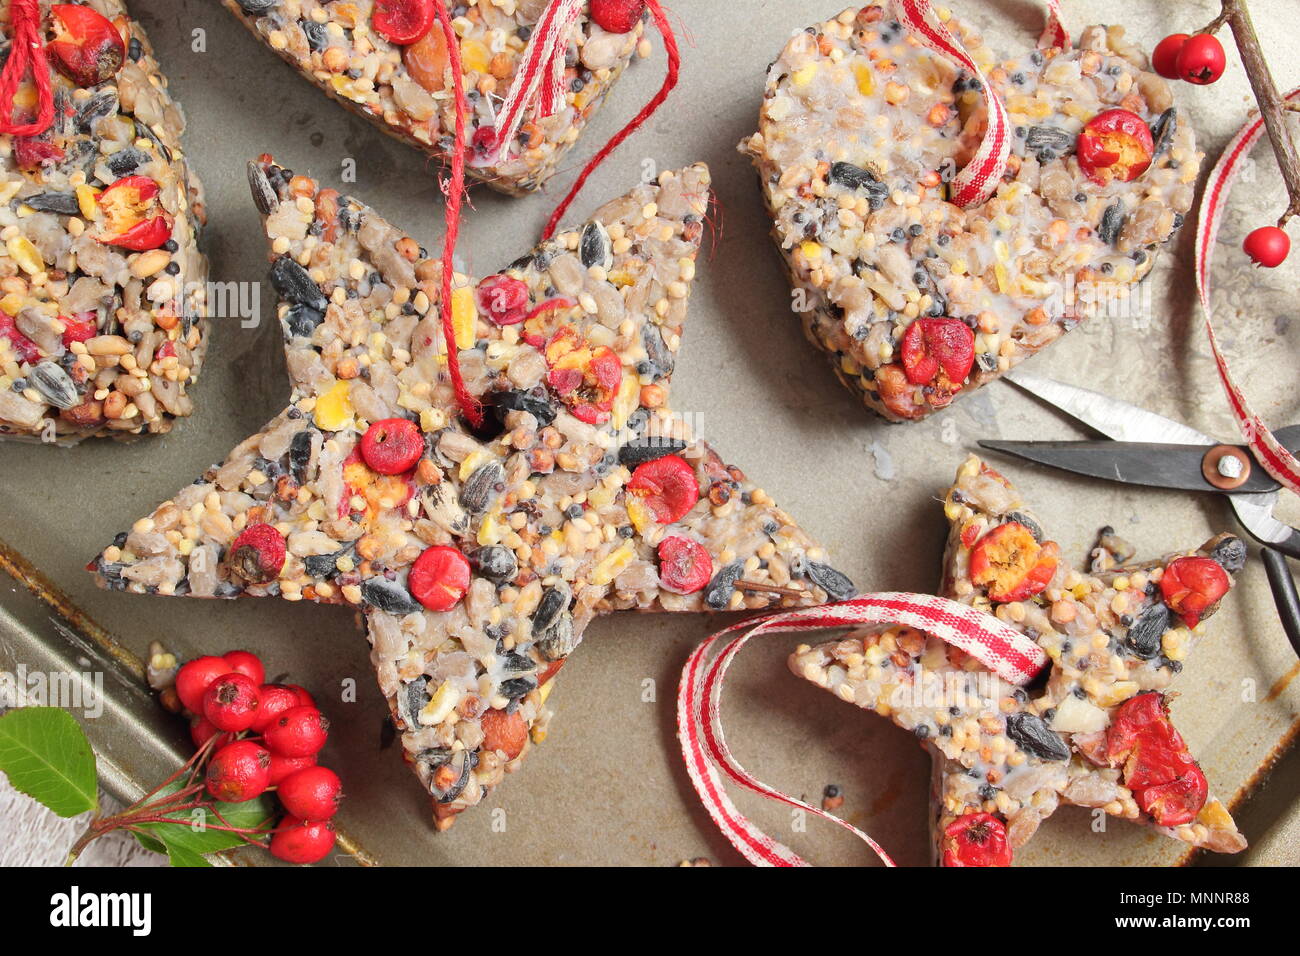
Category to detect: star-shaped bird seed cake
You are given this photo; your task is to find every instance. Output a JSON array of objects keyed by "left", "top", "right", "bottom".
[
  {"left": 92, "top": 156, "right": 854, "bottom": 827},
  {"left": 791, "top": 455, "right": 1246, "bottom": 865}
]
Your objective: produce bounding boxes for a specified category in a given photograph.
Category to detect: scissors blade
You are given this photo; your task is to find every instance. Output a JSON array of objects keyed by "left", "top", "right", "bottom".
[
  {"left": 978, "top": 440, "right": 1282, "bottom": 494},
  {"left": 1004, "top": 370, "right": 1216, "bottom": 446},
  {"left": 1228, "top": 493, "right": 1300, "bottom": 559}
]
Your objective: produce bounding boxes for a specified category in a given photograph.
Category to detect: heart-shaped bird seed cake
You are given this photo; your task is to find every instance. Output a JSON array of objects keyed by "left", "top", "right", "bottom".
[
  {"left": 743, "top": 6, "right": 1199, "bottom": 422},
  {"left": 224, "top": 0, "right": 644, "bottom": 195}
]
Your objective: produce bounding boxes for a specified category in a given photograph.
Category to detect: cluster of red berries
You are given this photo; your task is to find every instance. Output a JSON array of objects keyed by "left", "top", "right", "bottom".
[
  {"left": 1153, "top": 30, "right": 1291, "bottom": 269},
  {"left": 175, "top": 651, "right": 341, "bottom": 864}
]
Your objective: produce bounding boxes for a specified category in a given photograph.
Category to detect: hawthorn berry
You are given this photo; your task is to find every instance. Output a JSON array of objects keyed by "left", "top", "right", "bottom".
[
  {"left": 175, "top": 656, "right": 231, "bottom": 714},
  {"left": 627, "top": 455, "right": 700, "bottom": 525},
  {"left": 222, "top": 649, "right": 266, "bottom": 686},
  {"left": 268, "top": 751, "right": 318, "bottom": 787},
  {"left": 408, "top": 545, "right": 472, "bottom": 612},
  {"left": 277, "top": 766, "right": 344, "bottom": 821},
  {"left": 251, "top": 683, "right": 302, "bottom": 733},
  {"left": 201, "top": 673, "right": 262, "bottom": 733},
  {"left": 263, "top": 705, "right": 330, "bottom": 758},
  {"left": 190, "top": 715, "right": 232, "bottom": 751},
  {"left": 206, "top": 740, "right": 271, "bottom": 802},
  {"left": 285, "top": 684, "right": 316, "bottom": 708},
  {"left": 657, "top": 536, "right": 713, "bottom": 594},
  {"left": 1151, "top": 33, "right": 1188, "bottom": 80},
  {"left": 269, "top": 815, "right": 336, "bottom": 864},
  {"left": 1175, "top": 33, "right": 1226, "bottom": 85},
  {"left": 1243, "top": 225, "right": 1290, "bottom": 268}
]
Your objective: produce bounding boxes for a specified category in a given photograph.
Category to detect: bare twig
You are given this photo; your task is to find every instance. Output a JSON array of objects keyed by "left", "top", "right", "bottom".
[
  {"left": 1213, "top": 0, "right": 1300, "bottom": 225},
  {"left": 737, "top": 580, "right": 805, "bottom": 599}
]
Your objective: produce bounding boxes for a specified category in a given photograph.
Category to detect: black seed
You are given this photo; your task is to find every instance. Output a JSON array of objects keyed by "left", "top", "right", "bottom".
[
  {"left": 1006, "top": 511, "right": 1044, "bottom": 542},
  {"left": 499, "top": 677, "right": 537, "bottom": 700},
  {"left": 828, "top": 162, "right": 889, "bottom": 209},
  {"left": 1098, "top": 202, "right": 1126, "bottom": 246},
  {"left": 22, "top": 192, "right": 80, "bottom": 215},
  {"left": 1125, "top": 601, "right": 1170, "bottom": 660},
  {"left": 1210, "top": 536, "right": 1247, "bottom": 574},
  {"left": 400, "top": 677, "right": 430, "bottom": 727},
  {"left": 1005, "top": 712, "right": 1070, "bottom": 761},
  {"left": 494, "top": 389, "right": 556, "bottom": 426},
  {"left": 579, "top": 221, "right": 611, "bottom": 268},
  {"left": 460, "top": 461, "right": 504, "bottom": 514},
  {"left": 474, "top": 545, "right": 518, "bottom": 583},
  {"left": 284, "top": 303, "right": 324, "bottom": 338},
  {"left": 641, "top": 323, "right": 675, "bottom": 380},
  {"left": 532, "top": 585, "right": 570, "bottom": 636},
  {"left": 236, "top": 0, "right": 279, "bottom": 13},
  {"left": 303, "top": 551, "right": 339, "bottom": 578},
  {"left": 618, "top": 437, "right": 688, "bottom": 467},
  {"left": 270, "top": 255, "right": 328, "bottom": 311},
  {"left": 704, "top": 561, "right": 745, "bottom": 610},
  {"left": 1150, "top": 108, "right": 1177, "bottom": 158},
  {"left": 361, "top": 576, "right": 422, "bottom": 615},
  {"left": 500, "top": 652, "right": 535, "bottom": 672},
  {"left": 302, "top": 19, "right": 328, "bottom": 51},
  {"left": 1024, "top": 125, "right": 1073, "bottom": 160},
  {"left": 804, "top": 562, "right": 856, "bottom": 600}
]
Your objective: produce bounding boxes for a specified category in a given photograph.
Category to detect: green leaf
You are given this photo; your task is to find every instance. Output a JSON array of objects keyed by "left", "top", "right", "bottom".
[
  {"left": 162, "top": 841, "right": 211, "bottom": 868},
  {"left": 132, "top": 832, "right": 167, "bottom": 855},
  {"left": 137, "top": 790, "right": 274, "bottom": 859},
  {"left": 0, "top": 707, "right": 97, "bottom": 817}
]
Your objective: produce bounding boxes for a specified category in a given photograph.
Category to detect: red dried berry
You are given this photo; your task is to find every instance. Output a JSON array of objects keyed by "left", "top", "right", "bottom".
[
  {"left": 900, "top": 317, "right": 975, "bottom": 387},
  {"left": 202, "top": 673, "right": 262, "bottom": 733},
  {"left": 190, "top": 715, "right": 232, "bottom": 751},
  {"left": 627, "top": 455, "right": 700, "bottom": 525},
  {"left": 590, "top": 0, "right": 646, "bottom": 33},
  {"left": 269, "top": 815, "right": 336, "bottom": 864},
  {"left": 1106, "top": 693, "right": 1208, "bottom": 827},
  {"left": 360, "top": 417, "right": 425, "bottom": 475},
  {"left": 476, "top": 275, "right": 530, "bottom": 325},
  {"left": 969, "top": 522, "right": 1059, "bottom": 603},
  {"left": 226, "top": 523, "right": 286, "bottom": 584},
  {"left": 205, "top": 740, "right": 271, "bottom": 803},
  {"left": 941, "top": 811, "right": 1012, "bottom": 867},
  {"left": 1151, "top": 33, "right": 1189, "bottom": 80},
  {"left": 175, "top": 656, "right": 232, "bottom": 714},
  {"left": 263, "top": 705, "right": 330, "bottom": 758},
  {"left": 0, "top": 312, "right": 41, "bottom": 364},
  {"left": 1175, "top": 33, "right": 1226, "bottom": 85},
  {"left": 372, "top": 0, "right": 434, "bottom": 45},
  {"left": 251, "top": 683, "right": 302, "bottom": 733},
  {"left": 1243, "top": 225, "right": 1290, "bottom": 268},
  {"left": 1076, "top": 108, "right": 1154, "bottom": 186},
  {"left": 50, "top": 4, "right": 126, "bottom": 88},
  {"left": 267, "top": 751, "right": 318, "bottom": 787},
  {"left": 60, "top": 312, "right": 98, "bottom": 346},
  {"left": 1160, "top": 556, "right": 1230, "bottom": 627},
  {"left": 408, "top": 545, "right": 472, "bottom": 612},
  {"left": 222, "top": 650, "right": 265, "bottom": 686},
  {"left": 657, "top": 536, "right": 713, "bottom": 594},
  {"left": 277, "top": 766, "right": 344, "bottom": 822}
]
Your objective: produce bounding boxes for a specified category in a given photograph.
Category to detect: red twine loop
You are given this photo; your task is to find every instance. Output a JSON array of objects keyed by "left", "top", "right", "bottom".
[
  {"left": 433, "top": 0, "right": 681, "bottom": 426},
  {"left": 0, "top": 0, "right": 54, "bottom": 137},
  {"left": 678, "top": 594, "right": 1047, "bottom": 866}
]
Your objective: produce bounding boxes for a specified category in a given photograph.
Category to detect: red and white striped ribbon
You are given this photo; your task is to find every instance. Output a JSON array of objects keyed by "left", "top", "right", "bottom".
[
  {"left": 487, "top": 0, "right": 584, "bottom": 165},
  {"left": 891, "top": 0, "right": 1069, "bottom": 208},
  {"left": 678, "top": 593, "right": 1047, "bottom": 867},
  {"left": 1193, "top": 87, "right": 1300, "bottom": 495}
]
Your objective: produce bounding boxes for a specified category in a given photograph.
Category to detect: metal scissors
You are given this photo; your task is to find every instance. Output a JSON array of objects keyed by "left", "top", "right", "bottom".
[{"left": 978, "top": 370, "right": 1300, "bottom": 657}]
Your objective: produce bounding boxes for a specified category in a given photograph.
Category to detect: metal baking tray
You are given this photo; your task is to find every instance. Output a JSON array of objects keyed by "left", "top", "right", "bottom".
[{"left": 1, "top": 0, "right": 1296, "bottom": 865}]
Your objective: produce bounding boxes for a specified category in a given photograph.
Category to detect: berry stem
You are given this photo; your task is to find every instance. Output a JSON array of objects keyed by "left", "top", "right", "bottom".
[{"left": 1216, "top": 0, "right": 1300, "bottom": 226}]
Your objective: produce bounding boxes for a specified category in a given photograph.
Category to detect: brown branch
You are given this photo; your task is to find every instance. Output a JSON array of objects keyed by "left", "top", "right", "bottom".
[
  {"left": 737, "top": 580, "right": 805, "bottom": 599},
  {"left": 1215, "top": 0, "right": 1300, "bottom": 224}
]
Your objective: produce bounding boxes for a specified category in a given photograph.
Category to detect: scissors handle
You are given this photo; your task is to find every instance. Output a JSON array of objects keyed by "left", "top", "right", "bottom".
[{"left": 1261, "top": 547, "right": 1300, "bottom": 659}]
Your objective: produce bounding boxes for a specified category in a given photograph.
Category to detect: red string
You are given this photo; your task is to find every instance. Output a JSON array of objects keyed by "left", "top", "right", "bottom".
[
  {"left": 541, "top": 0, "right": 680, "bottom": 240},
  {"left": 0, "top": 0, "right": 54, "bottom": 137},
  {"left": 430, "top": 0, "right": 482, "bottom": 428}
]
